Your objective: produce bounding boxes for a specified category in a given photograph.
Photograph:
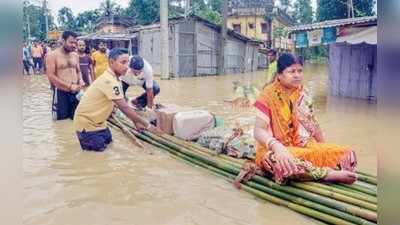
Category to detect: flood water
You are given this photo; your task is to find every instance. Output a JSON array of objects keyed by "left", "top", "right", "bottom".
[{"left": 23, "top": 64, "right": 376, "bottom": 225}]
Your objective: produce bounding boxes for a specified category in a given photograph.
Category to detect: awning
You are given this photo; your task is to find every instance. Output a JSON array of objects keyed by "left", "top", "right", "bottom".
[{"left": 336, "top": 26, "right": 376, "bottom": 45}]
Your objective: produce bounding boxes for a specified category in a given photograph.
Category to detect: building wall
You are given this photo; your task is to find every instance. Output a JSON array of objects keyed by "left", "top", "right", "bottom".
[
  {"left": 136, "top": 18, "right": 260, "bottom": 77},
  {"left": 329, "top": 43, "right": 377, "bottom": 101},
  {"left": 176, "top": 20, "right": 196, "bottom": 77},
  {"left": 227, "top": 15, "right": 268, "bottom": 41},
  {"left": 138, "top": 27, "right": 175, "bottom": 76},
  {"left": 195, "top": 21, "right": 219, "bottom": 75},
  {"left": 97, "top": 24, "right": 128, "bottom": 33}
]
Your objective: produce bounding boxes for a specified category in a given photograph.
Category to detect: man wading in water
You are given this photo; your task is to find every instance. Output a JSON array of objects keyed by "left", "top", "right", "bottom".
[
  {"left": 46, "top": 31, "right": 85, "bottom": 120},
  {"left": 73, "top": 48, "right": 162, "bottom": 152}
]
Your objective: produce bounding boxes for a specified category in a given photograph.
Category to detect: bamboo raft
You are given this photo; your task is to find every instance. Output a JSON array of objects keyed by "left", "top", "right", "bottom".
[{"left": 108, "top": 115, "right": 378, "bottom": 225}]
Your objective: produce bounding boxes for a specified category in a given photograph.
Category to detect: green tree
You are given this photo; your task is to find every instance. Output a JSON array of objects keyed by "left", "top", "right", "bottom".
[
  {"left": 57, "top": 7, "right": 76, "bottom": 30},
  {"left": 23, "top": 1, "right": 55, "bottom": 41},
  {"left": 75, "top": 9, "right": 101, "bottom": 33},
  {"left": 273, "top": 25, "right": 289, "bottom": 39},
  {"left": 353, "top": 0, "right": 375, "bottom": 17},
  {"left": 99, "top": 0, "right": 125, "bottom": 17},
  {"left": 280, "top": 0, "right": 291, "bottom": 13},
  {"left": 126, "top": 0, "right": 159, "bottom": 25},
  {"left": 192, "top": 0, "right": 207, "bottom": 12},
  {"left": 293, "top": 0, "right": 313, "bottom": 24},
  {"left": 208, "top": 0, "right": 223, "bottom": 12},
  {"left": 198, "top": 8, "right": 221, "bottom": 24},
  {"left": 316, "top": 0, "right": 375, "bottom": 22}
]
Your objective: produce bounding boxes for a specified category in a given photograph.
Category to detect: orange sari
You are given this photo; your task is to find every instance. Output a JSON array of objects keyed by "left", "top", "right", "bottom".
[{"left": 253, "top": 80, "right": 356, "bottom": 183}]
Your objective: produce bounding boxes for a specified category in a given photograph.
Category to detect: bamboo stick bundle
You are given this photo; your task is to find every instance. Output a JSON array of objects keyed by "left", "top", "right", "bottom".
[
  {"left": 153, "top": 133, "right": 378, "bottom": 210},
  {"left": 138, "top": 130, "right": 377, "bottom": 222},
  {"left": 125, "top": 127, "right": 365, "bottom": 225},
  {"left": 112, "top": 115, "right": 378, "bottom": 223},
  {"left": 139, "top": 131, "right": 375, "bottom": 224},
  {"left": 289, "top": 182, "right": 377, "bottom": 211},
  {"left": 159, "top": 130, "right": 378, "bottom": 187},
  {"left": 148, "top": 131, "right": 376, "bottom": 207}
]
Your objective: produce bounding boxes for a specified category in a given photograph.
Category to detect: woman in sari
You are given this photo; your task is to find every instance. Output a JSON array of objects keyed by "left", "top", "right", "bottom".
[{"left": 250, "top": 53, "right": 357, "bottom": 185}]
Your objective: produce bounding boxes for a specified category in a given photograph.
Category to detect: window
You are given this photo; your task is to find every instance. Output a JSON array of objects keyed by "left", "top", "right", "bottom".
[
  {"left": 233, "top": 24, "right": 241, "bottom": 33},
  {"left": 248, "top": 23, "right": 255, "bottom": 29},
  {"left": 261, "top": 23, "right": 268, "bottom": 33}
]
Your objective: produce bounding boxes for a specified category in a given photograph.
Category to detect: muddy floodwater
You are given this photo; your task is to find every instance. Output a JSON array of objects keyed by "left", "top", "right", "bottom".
[{"left": 23, "top": 64, "right": 376, "bottom": 225}]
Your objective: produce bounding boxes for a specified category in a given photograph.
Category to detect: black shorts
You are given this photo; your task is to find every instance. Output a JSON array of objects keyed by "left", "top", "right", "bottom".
[
  {"left": 52, "top": 88, "right": 79, "bottom": 120},
  {"left": 77, "top": 128, "right": 113, "bottom": 152}
]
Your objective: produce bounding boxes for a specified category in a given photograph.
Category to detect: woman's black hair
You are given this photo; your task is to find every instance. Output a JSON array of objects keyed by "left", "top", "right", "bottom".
[{"left": 277, "top": 53, "right": 303, "bottom": 74}]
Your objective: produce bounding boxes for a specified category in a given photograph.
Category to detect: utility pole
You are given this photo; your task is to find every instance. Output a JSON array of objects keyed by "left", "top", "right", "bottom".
[
  {"left": 217, "top": 0, "right": 228, "bottom": 75},
  {"left": 348, "top": 0, "right": 354, "bottom": 18},
  {"left": 160, "top": 0, "right": 170, "bottom": 79},
  {"left": 23, "top": 0, "right": 32, "bottom": 43},
  {"left": 42, "top": 0, "right": 49, "bottom": 40},
  {"left": 185, "top": 0, "right": 191, "bottom": 18}
]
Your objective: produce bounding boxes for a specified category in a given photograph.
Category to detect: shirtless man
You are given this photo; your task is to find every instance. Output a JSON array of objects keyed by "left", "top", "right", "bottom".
[{"left": 46, "top": 31, "right": 85, "bottom": 120}]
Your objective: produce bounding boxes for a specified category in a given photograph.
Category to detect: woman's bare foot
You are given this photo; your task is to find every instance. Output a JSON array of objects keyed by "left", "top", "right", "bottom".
[{"left": 323, "top": 170, "right": 357, "bottom": 184}]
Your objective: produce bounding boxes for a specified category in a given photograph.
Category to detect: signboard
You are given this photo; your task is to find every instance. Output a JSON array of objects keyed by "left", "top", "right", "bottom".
[
  {"left": 295, "top": 32, "right": 308, "bottom": 48},
  {"left": 308, "top": 29, "right": 323, "bottom": 46},
  {"left": 322, "top": 27, "right": 337, "bottom": 44}
]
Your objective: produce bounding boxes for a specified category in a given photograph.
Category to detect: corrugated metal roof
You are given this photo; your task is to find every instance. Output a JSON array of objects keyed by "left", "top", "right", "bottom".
[
  {"left": 336, "top": 26, "right": 377, "bottom": 45},
  {"left": 78, "top": 32, "right": 137, "bottom": 41},
  {"left": 288, "top": 16, "right": 377, "bottom": 33}
]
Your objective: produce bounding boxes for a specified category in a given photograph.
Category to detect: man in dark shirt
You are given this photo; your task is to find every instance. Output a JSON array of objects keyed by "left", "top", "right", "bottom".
[{"left": 77, "top": 40, "right": 94, "bottom": 86}]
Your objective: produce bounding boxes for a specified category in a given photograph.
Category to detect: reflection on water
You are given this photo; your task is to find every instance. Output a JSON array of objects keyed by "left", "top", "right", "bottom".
[{"left": 23, "top": 64, "right": 376, "bottom": 225}]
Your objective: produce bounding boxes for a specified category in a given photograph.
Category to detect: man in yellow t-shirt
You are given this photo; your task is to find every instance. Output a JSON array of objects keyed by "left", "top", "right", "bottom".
[
  {"left": 91, "top": 41, "right": 109, "bottom": 80},
  {"left": 74, "top": 48, "right": 162, "bottom": 152},
  {"left": 266, "top": 49, "right": 277, "bottom": 83}
]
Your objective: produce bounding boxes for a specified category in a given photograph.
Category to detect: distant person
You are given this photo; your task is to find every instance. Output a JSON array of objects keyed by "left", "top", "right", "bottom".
[
  {"left": 77, "top": 40, "right": 94, "bottom": 86},
  {"left": 49, "top": 41, "right": 58, "bottom": 51},
  {"left": 73, "top": 48, "right": 162, "bottom": 152},
  {"left": 42, "top": 42, "right": 50, "bottom": 73},
  {"left": 31, "top": 42, "right": 43, "bottom": 74},
  {"left": 266, "top": 49, "right": 277, "bottom": 83},
  {"left": 46, "top": 31, "right": 85, "bottom": 120},
  {"left": 23, "top": 43, "right": 32, "bottom": 75},
  {"left": 91, "top": 41, "right": 108, "bottom": 80},
  {"left": 120, "top": 55, "right": 160, "bottom": 109}
]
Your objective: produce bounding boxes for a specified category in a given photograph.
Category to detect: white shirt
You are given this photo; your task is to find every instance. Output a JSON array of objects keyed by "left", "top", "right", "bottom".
[{"left": 120, "top": 58, "right": 154, "bottom": 88}]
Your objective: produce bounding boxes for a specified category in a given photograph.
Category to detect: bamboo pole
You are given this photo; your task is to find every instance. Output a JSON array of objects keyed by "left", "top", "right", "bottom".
[
  {"left": 108, "top": 117, "right": 156, "bottom": 155},
  {"left": 354, "top": 174, "right": 377, "bottom": 185},
  {"left": 356, "top": 171, "right": 377, "bottom": 179},
  {"left": 303, "top": 182, "right": 377, "bottom": 204},
  {"left": 109, "top": 115, "right": 144, "bottom": 148},
  {"left": 331, "top": 184, "right": 377, "bottom": 197}
]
